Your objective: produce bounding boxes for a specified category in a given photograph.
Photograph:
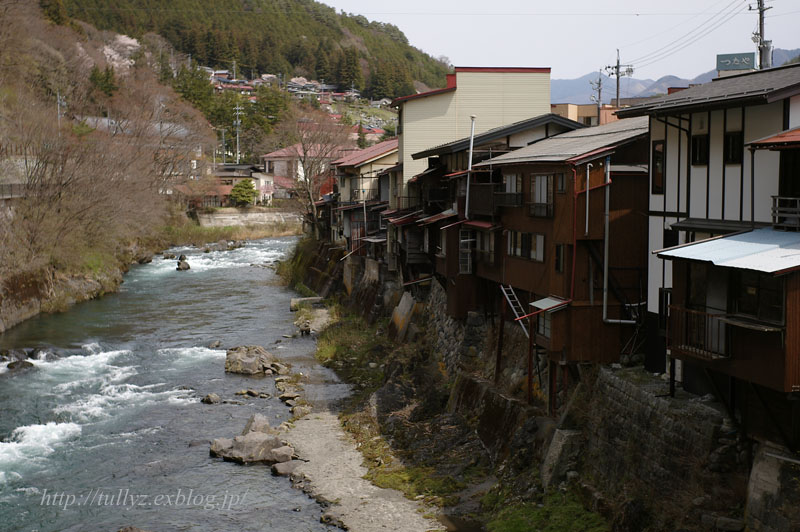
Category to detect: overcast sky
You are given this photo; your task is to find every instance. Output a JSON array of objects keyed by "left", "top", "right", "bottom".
[{"left": 323, "top": 0, "right": 798, "bottom": 82}]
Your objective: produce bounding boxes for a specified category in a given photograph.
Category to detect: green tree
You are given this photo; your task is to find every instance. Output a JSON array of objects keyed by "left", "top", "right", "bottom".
[
  {"left": 40, "top": 0, "right": 68, "bottom": 25},
  {"left": 357, "top": 123, "right": 367, "bottom": 148},
  {"left": 89, "top": 66, "right": 119, "bottom": 97},
  {"left": 230, "top": 179, "right": 257, "bottom": 206},
  {"left": 173, "top": 63, "right": 215, "bottom": 112}
]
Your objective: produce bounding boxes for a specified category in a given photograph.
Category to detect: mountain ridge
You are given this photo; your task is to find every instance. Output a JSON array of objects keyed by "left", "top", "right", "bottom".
[{"left": 552, "top": 48, "right": 800, "bottom": 104}]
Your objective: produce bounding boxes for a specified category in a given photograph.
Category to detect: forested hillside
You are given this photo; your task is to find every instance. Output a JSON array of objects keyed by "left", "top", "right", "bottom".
[{"left": 63, "top": 0, "right": 450, "bottom": 98}]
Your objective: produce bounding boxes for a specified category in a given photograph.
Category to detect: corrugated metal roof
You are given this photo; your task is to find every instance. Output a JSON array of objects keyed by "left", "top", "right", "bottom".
[
  {"left": 657, "top": 227, "right": 800, "bottom": 274},
  {"left": 475, "top": 117, "right": 648, "bottom": 166},
  {"left": 749, "top": 126, "right": 800, "bottom": 150},
  {"left": 333, "top": 139, "right": 398, "bottom": 167},
  {"left": 419, "top": 209, "right": 457, "bottom": 225},
  {"left": 617, "top": 63, "right": 800, "bottom": 117},
  {"left": 530, "top": 296, "right": 569, "bottom": 312},
  {"left": 411, "top": 113, "right": 585, "bottom": 160}
]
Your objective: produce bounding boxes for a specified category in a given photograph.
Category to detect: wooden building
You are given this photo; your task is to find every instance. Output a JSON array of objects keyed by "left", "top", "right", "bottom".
[{"left": 618, "top": 63, "right": 800, "bottom": 448}]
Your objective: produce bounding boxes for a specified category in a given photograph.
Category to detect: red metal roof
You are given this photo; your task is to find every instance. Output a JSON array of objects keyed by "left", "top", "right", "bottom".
[
  {"left": 333, "top": 139, "right": 398, "bottom": 167},
  {"left": 389, "top": 216, "right": 421, "bottom": 226},
  {"left": 454, "top": 67, "right": 551, "bottom": 73},
  {"left": 272, "top": 175, "right": 296, "bottom": 189},
  {"left": 464, "top": 220, "right": 499, "bottom": 229},
  {"left": 419, "top": 210, "right": 457, "bottom": 225},
  {"left": 749, "top": 127, "right": 800, "bottom": 150}
]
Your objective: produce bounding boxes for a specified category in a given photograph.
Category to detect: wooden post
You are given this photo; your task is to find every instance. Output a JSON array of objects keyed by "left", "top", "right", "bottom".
[
  {"left": 669, "top": 355, "right": 676, "bottom": 397},
  {"left": 495, "top": 296, "right": 506, "bottom": 384},
  {"left": 527, "top": 315, "right": 534, "bottom": 404},
  {"left": 548, "top": 360, "right": 557, "bottom": 416}
]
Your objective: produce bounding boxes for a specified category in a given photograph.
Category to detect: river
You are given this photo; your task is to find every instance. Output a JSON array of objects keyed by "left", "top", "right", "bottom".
[{"left": 0, "top": 238, "right": 343, "bottom": 532}]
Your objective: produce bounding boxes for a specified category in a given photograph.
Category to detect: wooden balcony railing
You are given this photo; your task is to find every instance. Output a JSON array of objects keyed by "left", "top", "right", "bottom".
[
  {"left": 668, "top": 305, "right": 729, "bottom": 360},
  {"left": 772, "top": 196, "right": 800, "bottom": 231},
  {"left": 468, "top": 183, "right": 522, "bottom": 215}
]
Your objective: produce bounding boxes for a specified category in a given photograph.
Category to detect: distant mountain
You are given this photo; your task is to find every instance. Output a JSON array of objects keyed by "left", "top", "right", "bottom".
[{"left": 552, "top": 48, "right": 800, "bottom": 104}]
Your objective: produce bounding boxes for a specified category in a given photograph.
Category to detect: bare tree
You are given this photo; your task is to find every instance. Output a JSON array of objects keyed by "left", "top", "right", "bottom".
[{"left": 275, "top": 105, "right": 352, "bottom": 237}]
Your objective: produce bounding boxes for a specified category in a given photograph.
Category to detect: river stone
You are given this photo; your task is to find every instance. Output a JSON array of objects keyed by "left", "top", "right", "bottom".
[
  {"left": 176, "top": 260, "right": 190, "bottom": 271},
  {"left": 271, "top": 459, "right": 303, "bottom": 477},
  {"left": 242, "top": 414, "right": 272, "bottom": 435},
  {"left": 6, "top": 360, "right": 34, "bottom": 373},
  {"left": 201, "top": 393, "right": 221, "bottom": 404},
  {"left": 279, "top": 391, "right": 300, "bottom": 401},
  {"left": 218, "top": 432, "right": 285, "bottom": 464},
  {"left": 270, "top": 362, "right": 290, "bottom": 375},
  {"left": 208, "top": 340, "right": 221, "bottom": 349},
  {"left": 269, "top": 445, "right": 294, "bottom": 463},
  {"left": 210, "top": 437, "right": 234, "bottom": 457},
  {"left": 118, "top": 527, "right": 151, "bottom": 532},
  {"left": 291, "top": 405, "right": 312, "bottom": 419},
  {"left": 224, "top": 345, "right": 275, "bottom": 375}
]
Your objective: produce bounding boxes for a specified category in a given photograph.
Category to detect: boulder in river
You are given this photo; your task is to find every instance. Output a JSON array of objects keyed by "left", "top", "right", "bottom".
[
  {"left": 6, "top": 360, "right": 35, "bottom": 373},
  {"left": 271, "top": 459, "right": 303, "bottom": 477},
  {"left": 176, "top": 260, "right": 190, "bottom": 271},
  {"left": 224, "top": 345, "right": 276, "bottom": 375},
  {"left": 201, "top": 393, "right": 221, "bottom": 404},
  {"left": 208, "top": 340, "right": 222, "bottom": 349},
  {"left": 210, "top": 432, "right": 288, "bottom": 464}
]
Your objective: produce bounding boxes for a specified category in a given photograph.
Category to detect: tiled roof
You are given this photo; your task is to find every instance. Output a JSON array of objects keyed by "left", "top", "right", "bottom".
[
  {"left": 617, "top": 63, "right": 800, "bottom": 117},
  {"left": 476, "top": 117, "right": 648, "bottom": 166},
  {"left": 333, "top": 139, "right": 398, "bottom": 167}
]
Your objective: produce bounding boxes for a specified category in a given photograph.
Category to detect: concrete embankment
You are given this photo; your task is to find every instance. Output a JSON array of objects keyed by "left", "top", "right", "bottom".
[{"left": 197, "top": 208, "right": 302, "bottom": 227}]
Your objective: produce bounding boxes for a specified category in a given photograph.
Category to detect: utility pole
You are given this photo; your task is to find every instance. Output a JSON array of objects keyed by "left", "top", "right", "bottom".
[
  {"left": 751, "top": 0, "right": 772, "bottom": 69},
  {"left": 234, "top": 104, "right": 243, "bottom": 164},
  {"left": 605, "top": 49, "right": 634, "bottom": 109},
  {"left": 56, "top": 89, "right": 65, "bottom": 133},
  {"left": 589, "top": 70, "right": 603, "bottom": 124}
]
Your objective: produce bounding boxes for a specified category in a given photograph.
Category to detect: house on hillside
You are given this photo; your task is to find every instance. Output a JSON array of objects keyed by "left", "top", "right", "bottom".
[
  {"left": 617, "top": 62, "right": 800, "bottom": 447},
  {"left": 213, "top": 164, "right": 273, "bottom": 204},
  {"left": 330, "top": 138, "right": 397, "bottom": 252},
  {"left": 389, "top": 66, "right": 552, "bottom": 271}
]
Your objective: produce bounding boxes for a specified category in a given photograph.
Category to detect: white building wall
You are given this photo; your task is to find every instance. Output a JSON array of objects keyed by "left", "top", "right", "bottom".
[
  {"left": 398, "top": 70, "right": 551, "bottom": 189},
  {"left": 790, "top": 95, "right": 800, "bottom": 128}
]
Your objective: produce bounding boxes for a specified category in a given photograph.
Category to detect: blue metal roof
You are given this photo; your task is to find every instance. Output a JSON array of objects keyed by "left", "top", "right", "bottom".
[{"left": 657, "top": 227, "right": 800, "bottom": 274}]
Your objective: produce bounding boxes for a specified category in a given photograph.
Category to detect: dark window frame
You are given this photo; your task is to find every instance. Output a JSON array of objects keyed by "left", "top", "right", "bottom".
[
  {"left": 652, "top": 140, "right": 664, "bottom": 195},
  {"left": 723, "top": 131, "right": 744, "bottom": 165},
  {"left": 691, "top": 134, "right": 710, "bottom": 166}
]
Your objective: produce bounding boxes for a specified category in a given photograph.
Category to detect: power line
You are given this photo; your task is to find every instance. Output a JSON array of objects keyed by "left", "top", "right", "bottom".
[
  {"left": 635, "top": 6, "right": 744, "bottom": 70},
  {"left": 626, "top": 0, "right": 745, "bottom": 64}
]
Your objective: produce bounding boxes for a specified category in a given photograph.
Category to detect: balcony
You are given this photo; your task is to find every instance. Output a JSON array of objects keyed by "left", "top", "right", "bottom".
[
  {"left": 668, "top": 306, "right": 730, "bottom": 360},
  {"left": 468, "top": 183, "right": 522, "bottom": 216},
  {"left": 351, "top": 188, "right": 379, "bottom": 202},
  {"left": 772, "top": 196, "right": 800, "bottom": 231}
]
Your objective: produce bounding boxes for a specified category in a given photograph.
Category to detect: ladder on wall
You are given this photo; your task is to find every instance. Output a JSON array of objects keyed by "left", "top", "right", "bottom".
[{"left": 500, "top": 284, "right": 529, "bottom": 338}]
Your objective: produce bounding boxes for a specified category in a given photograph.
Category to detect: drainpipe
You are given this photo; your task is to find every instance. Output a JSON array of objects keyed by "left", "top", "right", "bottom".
[
  {"left": 602, "top": 155, "right": 637, "bottom": 325},
  {"left": 465, "top": 115, "right": 476, "bottom": 219},
  {"left": 585, "top": 163, "right": 592, "bottom": 236}
]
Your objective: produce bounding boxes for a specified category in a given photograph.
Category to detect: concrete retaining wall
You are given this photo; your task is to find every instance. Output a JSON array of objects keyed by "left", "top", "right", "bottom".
[{"left": 197, "top": 209, "right": 302, "bottom": 227}]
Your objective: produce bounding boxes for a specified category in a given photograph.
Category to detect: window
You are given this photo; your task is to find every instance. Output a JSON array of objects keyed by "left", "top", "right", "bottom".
[
  {"left": 663, "top": 229, "right": 679, "bottom": 249},
  {"left": 476, "top": 231, "right": 494, "bottom": 264},
  {"left": 437, "top": 228, "right": 447, "bottom": 256},
  {"left": 652, "top": 141, "right": 664, "bottom": 194},
  {"left": 556, "top": 173, "right": 566, "bottom": 194},
  {"left": 691, "top": 134, "right": 709, "bottom": 166},
  {"left": 504, "top": 173, "right": 521, "bottom": 193},
  {"left": 529, "top": 174, "right": 554, "bottom": 217},
  {"left": 730, "top": 271, "right": 784, "bottom": 324},
  {"left": 724, "top": 131, "right": 743, "bottom": 164},
  {"left": 555, "top": 244, "right": 565, "bottom": 273},
  {"left": 537, "top": 311, "right": 551, "bottom": 338},
  {"left": 657, "top": 288, "right": 672, "bottom": 332},
  {"left": 267, "top": 161, "right": 275, "bottom": 173},
  {"left": 508, "top": 230, "right": 544, "bottom": 262}
]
